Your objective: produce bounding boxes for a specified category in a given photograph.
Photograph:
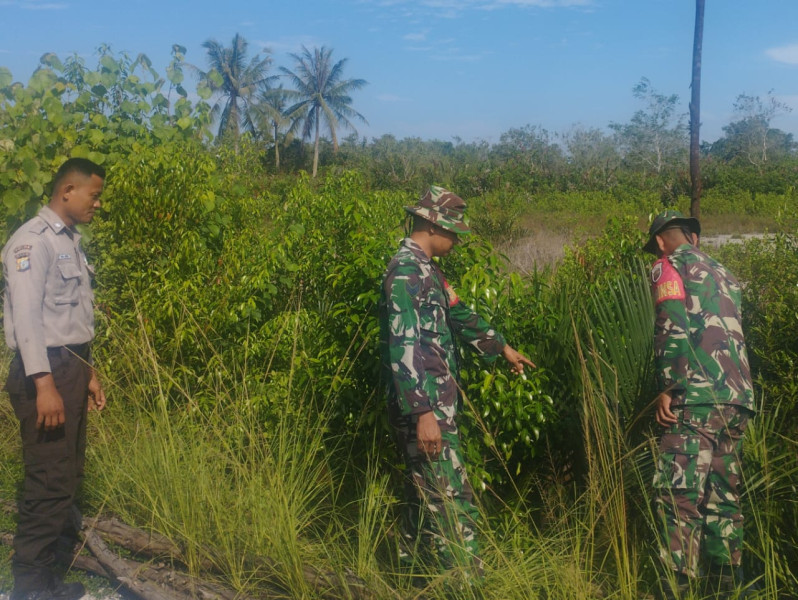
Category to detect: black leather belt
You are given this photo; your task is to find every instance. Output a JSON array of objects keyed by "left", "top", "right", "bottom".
[{"left": 47, "top": 344, "right": 91, "bottom": 360}]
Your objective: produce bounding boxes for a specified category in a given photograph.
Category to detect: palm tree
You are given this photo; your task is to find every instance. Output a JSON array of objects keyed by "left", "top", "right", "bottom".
[
  {"left": 253, "top": 85, "right": 296, "bottom": 170},
  {"left": 280, "top": 46, "right": 367, "bottom": 177},
  {"left": 201, "top": 33, "right": 275, "bottom": 149}
]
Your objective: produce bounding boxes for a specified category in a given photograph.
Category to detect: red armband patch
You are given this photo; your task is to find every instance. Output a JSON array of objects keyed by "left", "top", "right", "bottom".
[
  {"left": 443, "top": 279, "right": 460, "bottom": 306},
  {"left": 651, "top": 258, "right": 685, "bottom": 305}
]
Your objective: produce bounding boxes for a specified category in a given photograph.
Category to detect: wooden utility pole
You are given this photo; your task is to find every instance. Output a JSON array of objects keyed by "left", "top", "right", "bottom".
[{"left": 689, "top": 0, "right": 705, "bottom": 219}]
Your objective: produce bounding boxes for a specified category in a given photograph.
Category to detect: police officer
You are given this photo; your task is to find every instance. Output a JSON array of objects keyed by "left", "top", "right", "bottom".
[
  {"left": 378, "top": 186, "right": 534, "bottom": 578},
  {"left": 645, "top": 210, "right": 757, "bottom": 599},
  {"left": 2, "top": 158, "right": 107, "bottom": 600}
]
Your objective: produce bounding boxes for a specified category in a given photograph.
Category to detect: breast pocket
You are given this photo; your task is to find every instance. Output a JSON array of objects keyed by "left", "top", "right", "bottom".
[{"left": 54, "top": 262, "right": 82, "bottom": 305}]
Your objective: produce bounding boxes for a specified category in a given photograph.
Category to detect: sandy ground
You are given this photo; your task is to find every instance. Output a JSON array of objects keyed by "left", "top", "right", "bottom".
[{"left": 499, "top": 231, "right": 769, "bottom": 272}]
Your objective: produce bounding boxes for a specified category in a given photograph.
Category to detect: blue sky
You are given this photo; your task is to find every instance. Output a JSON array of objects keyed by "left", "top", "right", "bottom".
[{"left": 2, "top": 0, "right": 798, "bottom": 144}]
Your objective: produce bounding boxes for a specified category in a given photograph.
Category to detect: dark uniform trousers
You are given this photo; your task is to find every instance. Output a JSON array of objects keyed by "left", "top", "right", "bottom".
[{"left": 5, "top": 345, "right": 90, "bottom": 592}]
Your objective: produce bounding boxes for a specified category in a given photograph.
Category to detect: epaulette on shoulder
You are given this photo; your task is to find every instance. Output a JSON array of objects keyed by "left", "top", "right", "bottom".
[{"left": 25, "top": 216, "right": 48, "bottom": 235}]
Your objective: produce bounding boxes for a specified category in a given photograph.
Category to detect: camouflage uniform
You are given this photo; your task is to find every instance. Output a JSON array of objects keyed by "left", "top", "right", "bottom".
[
  {"left": 379, "top": 187, "right": 506, "bottom": 573},
  {"left": 650, "top": 232, "right": 755, "bottom": 579}
]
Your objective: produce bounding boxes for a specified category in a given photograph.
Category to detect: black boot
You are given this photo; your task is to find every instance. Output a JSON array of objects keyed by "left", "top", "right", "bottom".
[{"left": 11, "top": 578, "right": 85, "bottom": 600}]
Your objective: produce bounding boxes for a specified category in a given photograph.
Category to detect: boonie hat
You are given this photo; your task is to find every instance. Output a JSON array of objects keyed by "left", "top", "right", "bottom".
[
  {"left": 404, "top": 186, "right": 471, "bottom": 235},
  {"left": 644, "top": 209, "right": 701, "bottom": 254}
]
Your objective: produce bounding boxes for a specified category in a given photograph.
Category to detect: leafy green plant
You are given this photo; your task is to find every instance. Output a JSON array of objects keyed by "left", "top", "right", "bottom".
[{"left": 0, "top": 49, "right": 211, "bottom": 235}]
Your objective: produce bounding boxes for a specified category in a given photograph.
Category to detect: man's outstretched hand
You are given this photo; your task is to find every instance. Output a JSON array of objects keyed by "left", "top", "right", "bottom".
[{"left": 502, "top": 345, "right": 536, "bottom": 375}]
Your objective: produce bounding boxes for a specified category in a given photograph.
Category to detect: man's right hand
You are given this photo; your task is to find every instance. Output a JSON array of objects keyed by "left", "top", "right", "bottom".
[
  {"left": 655, "top": 391, "right": 678, "bottom": 426},
  {"left": 33, "top": 373, "right": 65, "bottom": 430},
  {"left": 416, "top": 410, "right": 442, "bottom": 459}
]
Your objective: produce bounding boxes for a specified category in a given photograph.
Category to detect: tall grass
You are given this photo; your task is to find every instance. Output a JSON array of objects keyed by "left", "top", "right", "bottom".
[{"left": 1, "top": 271, "right": 795, "bottom": 598}]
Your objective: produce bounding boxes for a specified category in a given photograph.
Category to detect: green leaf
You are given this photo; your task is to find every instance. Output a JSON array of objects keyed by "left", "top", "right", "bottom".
[
  {"left": 71, "top": 145, "right": 90, "bottom": 158},
  {"left": 136, "top": 53, "right": 152, "bottom": 69},
  {"left": 0, "top": 67, "right": 13, "bottom": 90},
  {"left": 152, "top": 93, "right": 168, "bottom": 109},
  {"left": 91, "top": 85, "right": 108, "bottom": 98},
  {"left": 28, "top": 68, "right": 57, "bottom": 93},
  {"left": 20, "top": 157, "right": 39, "bottom": 181},
  {"left": 88, "top": 129, "right": 105, "bottom": 145},
  {"left": 208, "top": 70, "right": 223, "bottom": 87},
  {"left": 42, "top": 95, "right": 64, "bottom": 123},
  {"left": 196, "top": 79, "right": 212, "bottom": 100},
  {"left": 176, "top": 85, "right": 187, "bottom": 98},
  {"left": 120, "top": 100, "right": 137, "bottom": 113},
  {"left": 176, "top": 116, "right": 191, "bottom": 130},
  {"left": 2, "top": 188, "right": 29, "bottom": 212},
  {"left": 84, "top": 71, "right": 101, "bottom": 86},
  {"left": 100, "top": 55, "right": 117, "bottom": 72},
  {"left": 166, "top": 64, "right": 183, "bottom": 85},
  {"left": 40, "top": 52, "right": 63, "bottom": 71}
]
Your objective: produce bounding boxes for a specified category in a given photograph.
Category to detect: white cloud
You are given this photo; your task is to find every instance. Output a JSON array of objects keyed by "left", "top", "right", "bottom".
[
  {"left": 491, "top": 0, "right": 592, "bottom": 6},
  {"left": 403, "top": 32, "right": 428, "bottom": 41},
  {"left": 256, "top": 36, "right": 321, "bottom": 55},
  {"left": 430, "top": 52, "right": 484, "bottom": 62},
  {"left": 362, "top": 0, "right": 593, "bottom": 19},
  {"left": 766, "top": 43, "right": 798, "bottom": 65},
  {"left": 19, "top": 0, "right": 67, "bottom": 8}
]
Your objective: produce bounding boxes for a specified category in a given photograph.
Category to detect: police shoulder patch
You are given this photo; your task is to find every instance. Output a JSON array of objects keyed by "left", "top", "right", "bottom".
[
  {"left": 16, "top": 257, "right": 30, "bottom": 272},
  {"left": 652, "top": 258, "right": 685, "bottom": 305}
]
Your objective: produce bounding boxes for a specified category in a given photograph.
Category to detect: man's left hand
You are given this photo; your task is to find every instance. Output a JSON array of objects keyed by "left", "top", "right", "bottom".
[
  {"left": 88, "top": 370, "right": 106, "bottom": 412},
  {"left": 502, "top": 345, "right": 536, "bottom": 375}
]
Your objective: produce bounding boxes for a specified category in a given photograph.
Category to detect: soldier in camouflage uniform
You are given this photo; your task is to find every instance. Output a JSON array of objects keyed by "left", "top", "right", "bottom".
[
  {"left": 379, "top": 186, "right": 534, "bottom": 577},
  {"left": 644, "top": 210, "right": 757, "bottom": 598}
]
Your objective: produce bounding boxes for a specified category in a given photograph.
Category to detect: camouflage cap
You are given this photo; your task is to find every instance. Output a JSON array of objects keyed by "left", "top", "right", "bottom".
[
  {"left": 644, "top": 209, "right": 701, "bottom": 254},
  {"left": 404, "top": 186, "right": 471, "bottom": 235}
]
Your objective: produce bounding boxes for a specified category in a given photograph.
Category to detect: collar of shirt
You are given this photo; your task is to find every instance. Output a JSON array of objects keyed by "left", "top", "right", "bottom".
[
  {"left": 401, "top": 237, "right": 431, "bottom": 264},
  {"left": 37, "top": 205, "right": 79, "bottom": 241}
]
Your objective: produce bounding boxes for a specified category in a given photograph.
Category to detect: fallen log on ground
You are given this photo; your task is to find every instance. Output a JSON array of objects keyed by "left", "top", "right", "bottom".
[{"left": 1, "top": 500, "right": 381, "bottom": 600}]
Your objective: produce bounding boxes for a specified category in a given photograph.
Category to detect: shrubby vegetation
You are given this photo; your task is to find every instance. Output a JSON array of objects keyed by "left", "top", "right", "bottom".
[{"left": 1, "top": 46, "right": 797, "bottom": 598}]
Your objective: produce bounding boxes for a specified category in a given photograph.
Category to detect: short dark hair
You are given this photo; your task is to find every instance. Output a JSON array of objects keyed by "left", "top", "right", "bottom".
[
  {"left": 411, "top": 214, "right": 431, "bottom": 232},
  {"left": 660, "top": 225, "right": 695, "bottom": 245},
  {"left": 52, "top": 158, "right": 105, "bottom": 195}
]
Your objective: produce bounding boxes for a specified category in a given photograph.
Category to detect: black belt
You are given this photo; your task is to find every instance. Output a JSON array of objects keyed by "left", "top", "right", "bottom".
[{"left": 46, "top": 344, "right": 91, "bottom": 360}]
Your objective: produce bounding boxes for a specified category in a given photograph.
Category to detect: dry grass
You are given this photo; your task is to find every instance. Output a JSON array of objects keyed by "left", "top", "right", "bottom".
[{"left": 496, "top": 211, "right": 779, "bottom": 273}]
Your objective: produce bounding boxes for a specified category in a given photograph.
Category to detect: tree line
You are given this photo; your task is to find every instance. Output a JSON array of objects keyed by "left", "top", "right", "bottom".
[{"left": 2, "top": 33, "right": 797, "bottom": 223}]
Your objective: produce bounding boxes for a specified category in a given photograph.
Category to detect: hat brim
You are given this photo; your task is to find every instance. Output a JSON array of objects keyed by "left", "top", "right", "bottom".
[
  {"left": 644, "top": 217, "right": 701, "bottom": 254},
  {"left": 404, "top": 206, "right": 471, "bottom": 235}
]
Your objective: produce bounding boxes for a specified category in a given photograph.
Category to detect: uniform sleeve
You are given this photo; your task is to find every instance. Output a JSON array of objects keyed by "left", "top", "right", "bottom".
[
  {"left": 651, "top": 258, "right": 689, "bottom": 399},
  {"left": 3, "top": 235, "right": 51, "bottom": 376},
  {"left": 383, "top": 263, "right": 434, "bottom": 416},
  {"left": 446, "top": 281, "right": 506, "bottom": 359}
]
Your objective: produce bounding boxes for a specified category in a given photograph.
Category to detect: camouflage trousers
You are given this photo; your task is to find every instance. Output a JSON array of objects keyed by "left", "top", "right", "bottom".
[
  {"left": 653, "top": 404, "right": 752, "bottom": 578},
  {"left": 389, "top": 402, "right": 482, "bottom": 575}
]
